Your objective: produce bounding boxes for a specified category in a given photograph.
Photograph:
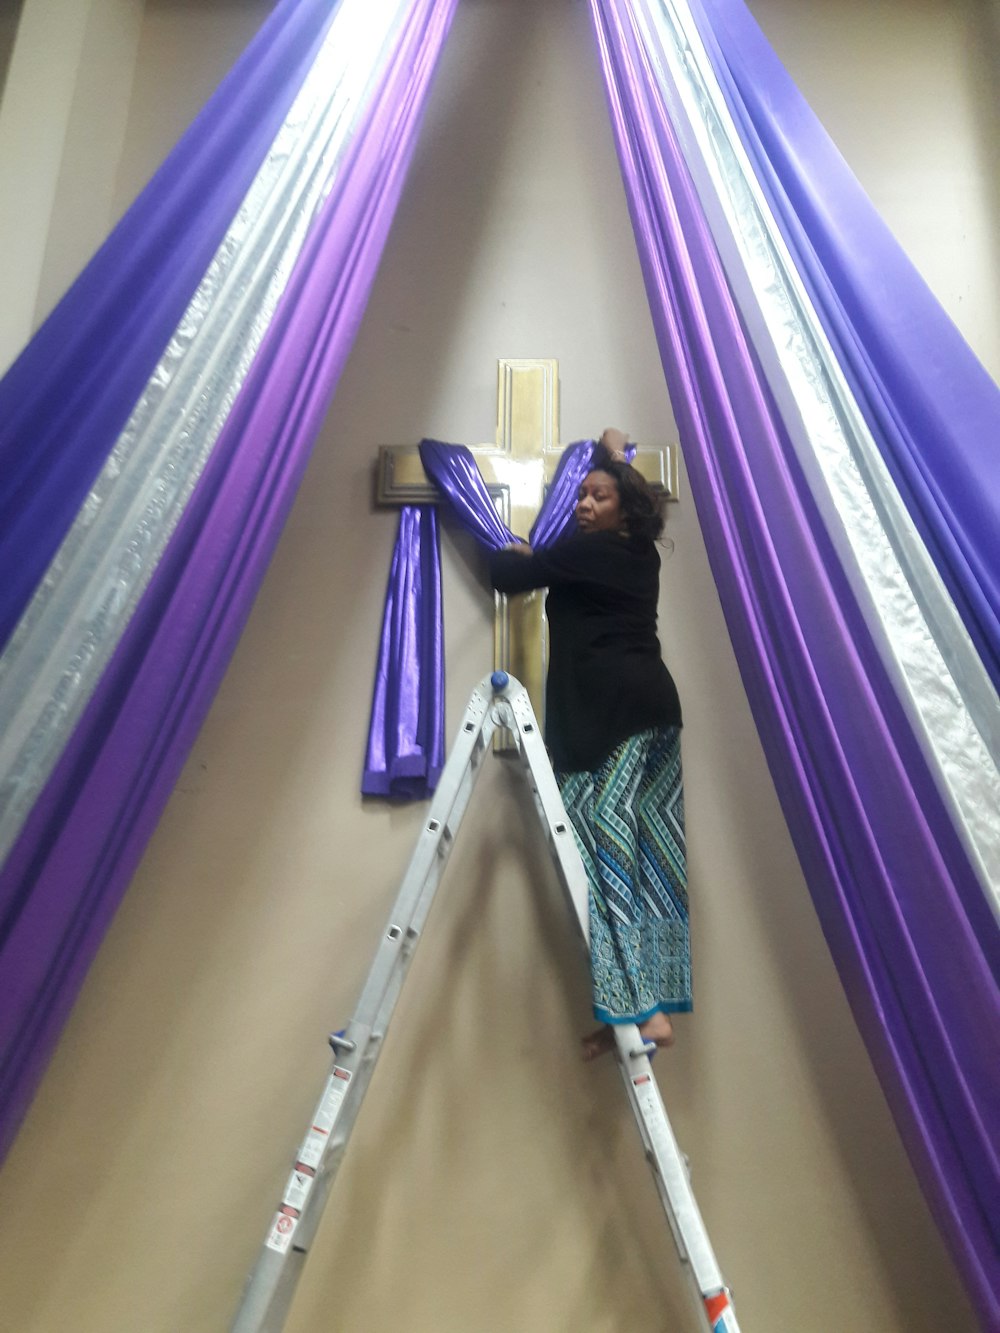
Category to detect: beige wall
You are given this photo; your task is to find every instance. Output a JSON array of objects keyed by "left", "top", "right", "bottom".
[
  {"left": 30, "top": 0, "right": 145, "bottom": 325},
  {"left": 0, "top": 0, "right": 146, "bottom": 372},
  {"left": 0, "top": 1, "right": 990, "bottom": 1329},
  {"left": 112, "top": 0, "right": 276, "bottom": 218}
]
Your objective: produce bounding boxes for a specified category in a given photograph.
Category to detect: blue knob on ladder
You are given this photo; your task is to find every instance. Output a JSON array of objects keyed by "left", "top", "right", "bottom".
[{"left": 490, "top": 670, "right": 509, "bottom": 692}]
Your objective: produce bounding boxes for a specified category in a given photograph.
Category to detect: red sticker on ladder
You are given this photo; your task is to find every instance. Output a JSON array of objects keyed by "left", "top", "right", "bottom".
[
  {"left": 265, "top": 1206, "right": 300, "bottom": 1255},
  {"left": 706, "top": 1291, "right": 735, "bottom": 1332}
]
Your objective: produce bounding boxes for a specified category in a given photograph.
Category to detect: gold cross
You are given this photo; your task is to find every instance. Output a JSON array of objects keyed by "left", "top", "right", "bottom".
[{"left": 375, "top": 358, "right": 678, "bottom": 729}]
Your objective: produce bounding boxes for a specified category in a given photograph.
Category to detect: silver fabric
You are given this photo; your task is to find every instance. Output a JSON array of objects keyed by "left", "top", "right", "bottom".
[
  {"left": 640, "top": 0, "right": 1000, "bottom": 918},
  {"left": 0, "top": 0, "right": 411, "bottom": 866}
]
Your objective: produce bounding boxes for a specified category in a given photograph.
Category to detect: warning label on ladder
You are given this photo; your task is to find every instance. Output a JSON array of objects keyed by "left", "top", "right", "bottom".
[
  {"left": 265, "top": 1067, "right": 355, "bottom": 1251},
  {"left": 296, "top": 1068, "right": 353, "bottom": 1170},
  {"left": 265, "top": 1206, "right": 299, "bottom": 1255},
  {"left": 282, "top": 1167, "right": 315, "bottom": 1213}
]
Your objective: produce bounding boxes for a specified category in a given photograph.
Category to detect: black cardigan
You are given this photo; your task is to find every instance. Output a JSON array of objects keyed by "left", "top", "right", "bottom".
[{"left": 489, "top": 531, "right": 681, "bottom": 772}]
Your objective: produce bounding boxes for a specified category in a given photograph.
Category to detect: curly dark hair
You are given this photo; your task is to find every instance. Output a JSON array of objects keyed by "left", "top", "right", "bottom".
[{"left": 589, "top": 443, "right": 667, "bottom": 542}]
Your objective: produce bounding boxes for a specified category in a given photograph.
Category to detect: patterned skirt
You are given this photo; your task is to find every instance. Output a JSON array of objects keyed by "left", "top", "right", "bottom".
[{"left": 557, "top": 726, "right": 690, "bottom": 1024}]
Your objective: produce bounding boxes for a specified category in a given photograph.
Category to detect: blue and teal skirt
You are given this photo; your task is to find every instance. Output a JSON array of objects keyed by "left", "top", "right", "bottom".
[{"left": 557, "top": 726, "right": 690, "bottom": 1024}]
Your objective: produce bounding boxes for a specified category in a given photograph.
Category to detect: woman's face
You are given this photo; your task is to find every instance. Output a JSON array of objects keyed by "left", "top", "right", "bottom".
[{"left": 575, "top": 469, "right": 623, "bottom": 534}]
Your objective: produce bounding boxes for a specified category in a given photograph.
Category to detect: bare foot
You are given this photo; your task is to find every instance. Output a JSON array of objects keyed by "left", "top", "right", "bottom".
[
  {"left": 638, "top": 1011, "right": 675, "bottom": 1051},
  {"left": 582, "top": 1013, "right": 676, "bottom": 1061},
  {"left": 581, "top": 1026, "right": 616, "bottom": 1061}
]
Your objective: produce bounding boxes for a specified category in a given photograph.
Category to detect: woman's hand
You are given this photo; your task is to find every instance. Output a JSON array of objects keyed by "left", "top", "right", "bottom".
[
  {"left": 599, "top": 427, "right": 629, "bottom": 461},
  {"left": 503, "top": 541, "right": 533, "bottom": 556}
]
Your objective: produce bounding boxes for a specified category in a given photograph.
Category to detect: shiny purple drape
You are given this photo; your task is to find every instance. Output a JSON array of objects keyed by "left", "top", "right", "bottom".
[
  {"left": 362, "top": 439, "right": 597, "bottom": 797},
  {"left": 0, "top": 0, "right": 460, "bottom": 1162},
  {"left": 421, "top": 439, "right": 517, "bottom": 548},
  {"left": 362, "top": 506, "right": 444, "bottom": 798},
  {"left": 590, "top": 0, "right": 999, "bottom": 1322}
]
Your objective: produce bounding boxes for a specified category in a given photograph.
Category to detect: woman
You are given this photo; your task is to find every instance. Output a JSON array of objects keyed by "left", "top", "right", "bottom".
[{"left": 489, "top": 429, "right": 688, "bottom": 1059}]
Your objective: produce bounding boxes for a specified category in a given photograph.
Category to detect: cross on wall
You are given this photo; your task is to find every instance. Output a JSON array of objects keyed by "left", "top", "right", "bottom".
[{"left": 376, "top": 358, "right": 678, "bottom": 727}]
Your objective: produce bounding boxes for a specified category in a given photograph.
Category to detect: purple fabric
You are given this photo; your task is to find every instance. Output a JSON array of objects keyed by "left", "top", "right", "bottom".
[
  {"left": 361, "top": 439, "right": 601, "bottom": 797},
  {"left": 590, "top": 0, "right": 999, "bottom": 1321},
  {"left": 419, "top": 440, "right": 518, "bottom": 548},
  {"left": 361, "top": 441, "right": 512, "bottom": 800},
  {"left": 362, "top": 506, "right": 444, "bottom": 798},
  {"left": 0, "top": 0, "right": 340, "bottom": 651},
  {"left": 528, "top": 439, "right": 638, "bottom": 546},
  {"left": 690, "top": 0, "right": 1000, "bottom": 693},
  {"left": 530, "top": 441, "right": 596, "bottom": 546},
  {"left": 421, "top": 436, "right": 611, "bottom": 547},
  {"left": 0, "top": 0, "right": 460, "bottom": 1161}
]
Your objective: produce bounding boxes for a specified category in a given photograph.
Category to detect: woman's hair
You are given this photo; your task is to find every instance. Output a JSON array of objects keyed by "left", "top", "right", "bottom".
[{"left": 589, "top": 443, "right": 668, "bottom": 542}]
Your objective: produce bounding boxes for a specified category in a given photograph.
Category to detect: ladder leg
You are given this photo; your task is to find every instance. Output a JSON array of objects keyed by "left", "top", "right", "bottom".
[
  {"left": 611, "top": 1027, "right": 739, "bottom": 1332},
  {"left": 493, "top": 674, "right": 742, "bottom": 1333},
  {"left": 231, "top": 682, "right": 501, "bottom": 1333}
]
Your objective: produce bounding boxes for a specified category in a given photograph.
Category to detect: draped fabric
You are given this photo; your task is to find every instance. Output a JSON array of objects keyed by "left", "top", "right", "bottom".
[
  {"left": 421, "top": 438, "right": 519, "bottom": 548},
  {"left": 362, "top": 506, "right": 445, "bottom": 798},
  {"left": 0, "top": 0, "right": 460, "bottom": 1161},
  {"left": 362, "top": 439, "right": 602, "bottom": 796},
  {"left": 589, "top": 0, "right": 999, "bottom": 1322}
]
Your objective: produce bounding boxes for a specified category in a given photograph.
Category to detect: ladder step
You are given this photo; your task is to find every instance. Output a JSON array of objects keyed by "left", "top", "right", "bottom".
[{"left": 631, "top": 1039, "right": 658, "bottom": 1058}]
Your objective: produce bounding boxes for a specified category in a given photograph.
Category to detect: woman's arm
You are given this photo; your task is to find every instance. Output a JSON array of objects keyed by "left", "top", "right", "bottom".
[
  {"left": 599, "top": 426, "right": 629, "bottom": 460},
  {"left": 488, "top": 543, "right": 547, "bottom": 594},
  {"left": 489, "top": 532, "right": 623, "bottom": 594}
]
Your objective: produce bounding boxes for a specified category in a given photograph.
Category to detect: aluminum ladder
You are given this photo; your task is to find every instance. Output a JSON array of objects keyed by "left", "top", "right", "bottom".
[{"left": 232, "top": 671, "right": 740, "bottom": 1333}]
